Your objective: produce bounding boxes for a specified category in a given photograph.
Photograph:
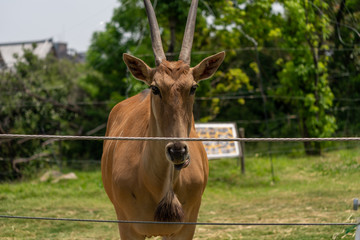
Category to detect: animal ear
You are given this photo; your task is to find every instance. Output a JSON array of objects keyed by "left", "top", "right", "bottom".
[
  {"left": 123, "top": 53, "right": 153, "bottom": 85},
  {"left": 192, "top": 51, "right": 225, "bottom": 82}
]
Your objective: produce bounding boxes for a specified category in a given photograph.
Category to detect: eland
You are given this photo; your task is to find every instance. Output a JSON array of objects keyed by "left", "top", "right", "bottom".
[{"left": 101, "top": 0, "right": 225, "bottom": 239}]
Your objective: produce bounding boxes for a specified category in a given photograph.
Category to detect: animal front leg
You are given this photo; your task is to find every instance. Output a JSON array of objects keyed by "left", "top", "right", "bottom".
[
  {"left": 163, "top": 225, "right": 197, "bottom": 240},
  {"left": 115, "top": 209, "right": 145, "bottom": 240},
  {"left": 117, "top": 223, "right": 145, "bottom": 240}
]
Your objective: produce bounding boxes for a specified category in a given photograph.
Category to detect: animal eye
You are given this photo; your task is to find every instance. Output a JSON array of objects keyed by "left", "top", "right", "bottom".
[
  {"left": 190, "top": 85, "right": 198, "bottom": 95},
  {"left": 150, "top": 85, "right": 161, "bottom": 96}
]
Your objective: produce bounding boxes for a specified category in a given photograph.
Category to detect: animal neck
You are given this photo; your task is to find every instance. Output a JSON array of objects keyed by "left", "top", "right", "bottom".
[
  {"left": 140, "top": 108, "right": 185, "bottom": 222},
  {"left": 142, "top": 111, "right": 180, "bottom": 191}
]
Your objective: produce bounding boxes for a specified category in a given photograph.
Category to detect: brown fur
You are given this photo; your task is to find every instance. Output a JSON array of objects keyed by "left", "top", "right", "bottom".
[
  {"left": 154, "top": 190, "right": 184, "bottom": 222},
  {"left": 157, "top": 60, "right": 190, "bottom": 80},
  {"left": 102, "top": 52, "right": 224, "bottom": 239},
  {"left": 101, "top": 78, "right": 208, "bottom": 239}
]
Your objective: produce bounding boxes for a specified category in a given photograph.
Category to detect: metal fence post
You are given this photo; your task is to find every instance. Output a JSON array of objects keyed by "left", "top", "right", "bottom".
[{"left": 354, "top": 199, "right": 360, "bottom": 240}]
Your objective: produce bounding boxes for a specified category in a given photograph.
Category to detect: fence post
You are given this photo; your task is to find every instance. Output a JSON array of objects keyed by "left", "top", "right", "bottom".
[
  {"left": 58, "top": 141, "right": 63, "bottom": 172},
  {"left": 354, "top": 198, "right": 360, "bottom": 240},
  {"left": 239, "top": 128, "right": 245, "bottom": 175}
]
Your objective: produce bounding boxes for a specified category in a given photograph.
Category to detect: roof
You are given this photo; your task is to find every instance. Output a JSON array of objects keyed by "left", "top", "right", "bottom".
[{"left": 0, "top": 38, "right": 54, "bottom": 69}]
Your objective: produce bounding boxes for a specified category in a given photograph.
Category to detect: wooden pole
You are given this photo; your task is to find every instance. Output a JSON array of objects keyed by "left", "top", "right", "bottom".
[{"left": 239, "top": 128, "right": 245, "bottom": 175}]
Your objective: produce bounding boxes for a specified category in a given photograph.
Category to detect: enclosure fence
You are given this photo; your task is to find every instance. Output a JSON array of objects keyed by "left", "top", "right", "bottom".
[
  {"left": 1, "top": 133, "right": 360, "bottom": 235},
  {"left": 2, "top": 133, "right": 360, "bottom": 142},
  {"left": 0, "top": 215, "right": 358, "bottom": 227}
]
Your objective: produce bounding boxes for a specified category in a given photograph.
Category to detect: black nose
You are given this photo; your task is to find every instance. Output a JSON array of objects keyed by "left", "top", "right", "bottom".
[{"left": 167, "top": 142, "right": 188, "bottom": 162}]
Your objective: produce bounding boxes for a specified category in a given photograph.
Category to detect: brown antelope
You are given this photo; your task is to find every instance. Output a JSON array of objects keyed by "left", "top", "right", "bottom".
[{"left": 101, "top": 0, "right": 225, "bottom": 239}]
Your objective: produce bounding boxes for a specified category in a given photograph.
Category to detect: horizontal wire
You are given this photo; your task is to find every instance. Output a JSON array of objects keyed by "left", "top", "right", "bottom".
[
  {"left": 1, "top": 134, "right": 360, "bottom": 142},
  {"left": 0, "top": 215, "right": 358, "bottom": 227}
]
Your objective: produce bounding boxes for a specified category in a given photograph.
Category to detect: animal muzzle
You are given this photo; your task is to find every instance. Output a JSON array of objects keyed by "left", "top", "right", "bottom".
[{"left": 166, "top": 142, "right": 190, "bottom": 170}]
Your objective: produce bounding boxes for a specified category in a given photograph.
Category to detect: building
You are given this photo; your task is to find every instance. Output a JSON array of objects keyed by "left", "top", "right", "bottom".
[{"left": 0, "top": 38, "right": 85, "bottom": 70}]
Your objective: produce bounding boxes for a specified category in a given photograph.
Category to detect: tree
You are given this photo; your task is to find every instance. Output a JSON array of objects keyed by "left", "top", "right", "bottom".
[
  {"left": 275, "top": 0, "right": 337, "bottom": 155},
  {"left": 0, "top": 49, "right": 100, "bottom": 178},
  {"left": 86, "top": 0, "right": 357, "bottom": 156},
  {"left": 328, "top": 0, "right": 360, "bottom": 136},
  {"left": 199, "top": 0, "right": 288, "bottom": 136},
  {"left": 206, "top": 0, "right": 338, "bottom": 154}
]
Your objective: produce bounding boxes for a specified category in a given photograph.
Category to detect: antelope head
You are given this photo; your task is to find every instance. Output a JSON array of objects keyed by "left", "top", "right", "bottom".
[{"left": 123, "top": 0, "right": 225, "bottom": 169}]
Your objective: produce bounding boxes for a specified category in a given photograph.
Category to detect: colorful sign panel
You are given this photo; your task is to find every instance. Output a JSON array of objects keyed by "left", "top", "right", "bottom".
[{"left": 195, "top": 123, "right": 241, "bottom": 159}]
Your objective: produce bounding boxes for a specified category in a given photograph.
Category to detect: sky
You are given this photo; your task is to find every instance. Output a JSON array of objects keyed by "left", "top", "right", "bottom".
[
  {"left": 0, "top": 0, "right": 119, "bottom": 52},
  {"left": 0, "top": 0, "right": 285, "bottom": 53}
]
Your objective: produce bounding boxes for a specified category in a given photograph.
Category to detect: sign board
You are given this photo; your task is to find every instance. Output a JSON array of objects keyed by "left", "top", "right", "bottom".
[{"left": 195, "top": 123, "right": 241, "bottom": 159}]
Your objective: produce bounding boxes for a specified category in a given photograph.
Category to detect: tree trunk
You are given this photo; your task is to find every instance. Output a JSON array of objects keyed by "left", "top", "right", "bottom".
[
  {"left": 301, "top": 116, "right": 321, "bottom": 155},
  {"left": 167, "top": 17, "right": 176, "bottom": 61}
]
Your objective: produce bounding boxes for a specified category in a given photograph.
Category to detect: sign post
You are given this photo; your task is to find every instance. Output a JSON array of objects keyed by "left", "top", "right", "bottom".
[{"left": 195, "top": 123, "right": 244, "bottom": 174}]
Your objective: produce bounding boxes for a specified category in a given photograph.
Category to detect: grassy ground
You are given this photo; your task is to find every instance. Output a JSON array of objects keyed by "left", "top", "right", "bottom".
[{"left": 0, "top": 147, "right": 359, "bottom": 239}]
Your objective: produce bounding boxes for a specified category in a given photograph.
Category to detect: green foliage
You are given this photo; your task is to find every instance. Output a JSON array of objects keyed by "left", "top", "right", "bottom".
[
  {"left": 81, "top": 0, "right": 357, "bottom": 149},
  {"left": 0, "top": 50, "right": 102, "bottom": 179},
  {"left": 327, "top": 0, "right": 360, "bottom": 136},
  {"left": 275, "top": 0, "right": 336, "bottom": 154}
]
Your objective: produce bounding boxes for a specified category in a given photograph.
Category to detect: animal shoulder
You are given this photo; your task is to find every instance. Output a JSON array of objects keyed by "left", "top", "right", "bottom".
[{"left": 107, "top": 89, "right": 150, "bottom": 137}]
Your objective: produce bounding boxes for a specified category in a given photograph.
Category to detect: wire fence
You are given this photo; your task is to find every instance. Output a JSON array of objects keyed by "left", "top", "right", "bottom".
[
  {"left": 2, "top": 134, "right": 360, "bottom": 142},
  {"left": 1, "top": 133, "right": 360, "bottom": 234},
  {"left": 0, "top": 215, "right": 358, "bottom": 227},
  {"left": 0, "top": 141, "right": 358, "bottom": 166}
]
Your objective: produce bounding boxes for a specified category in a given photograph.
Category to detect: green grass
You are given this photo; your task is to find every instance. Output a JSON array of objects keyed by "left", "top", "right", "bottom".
[{"left": 1, "top": 148, "right": 360, "bottom": 239}]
